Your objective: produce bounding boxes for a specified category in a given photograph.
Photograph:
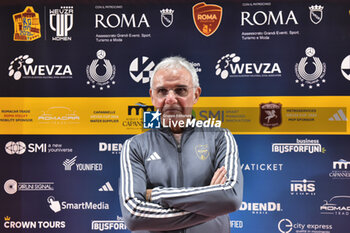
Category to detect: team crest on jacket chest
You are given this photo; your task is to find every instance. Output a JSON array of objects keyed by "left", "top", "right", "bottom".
[{"left": 195, "top": 144, "right": 209, "bottom": 160}]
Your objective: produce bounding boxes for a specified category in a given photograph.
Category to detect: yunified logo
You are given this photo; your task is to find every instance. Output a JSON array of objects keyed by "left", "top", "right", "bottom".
[{"left": 62, "top": 156, "right": 103, "bottom": 171}]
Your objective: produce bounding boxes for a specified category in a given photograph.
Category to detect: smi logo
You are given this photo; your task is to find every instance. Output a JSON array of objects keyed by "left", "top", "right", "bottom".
[
  {"left": 8, "top": 55, "right": 72, "bottom": 80},
  {"left": 215, "top": 53, "right": 281, "bottom": 79}
]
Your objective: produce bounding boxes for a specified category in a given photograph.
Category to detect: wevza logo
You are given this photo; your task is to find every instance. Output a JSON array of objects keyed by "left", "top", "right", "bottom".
[
  {"left": 49, "top": 6, "right": 74, "bottom": 41},
  {"left": 91, "top": 216, "right": 126, "bottom": 231},
  {"left": 239, "top": 201, "right": 282, "bottom": 214},
  {"left": 320, "top": 196, "right": 350, "bottom": 216},
  {"left": 278, "top": 218, "right": 332, "bottom": 233},
  {"left": 143, "top": 110, "right": 221, "bottom": 129},
  {"left": 95, "top": 13, "right": 150, "bottom": 28},
  {"left": 86, "top": 50, "right": 116, "bottom": 90},
  {"left": 47, "top": 196, "right": 109, "bottom": 213},
  {"left": 99, "top": 142, "right": 123, "bottom": 155},
  {"left": 4, "top": 179, "right": 54, "bottom": 195},
  {"left": 4, "top": 216, "right": 65, "bottom": 229},
  {"left": 272, "top": 138, "right": 325, "bottom": 154},
  {"left": 241, "top": 163, "right": 283, "bottom": 172},
  {"left": 4, "top": 141, "right": 73, "bottom": 155},
  {"left": 329, "top": 159, "right": 350, "bottom": 179},
  {"left": 63, "top": 156, "right": 103, "bottom": 171},
  {"left": 38, "top": 107, "right": 80, "bottom": 123},
  {"left": 215, "top": 53, "right": 281, "bottom": 79},
  {"left": 241, "top": 10, "right": 298, "bottom": 26},
  {"left": 290, "top": 179, "right": 316, "bottom": 196},
  {"left": 8, "top": 55, "right": 72, "bottom": 80},
  {"left": 295, "top": 47, "right": 326, "bottom": 89}
]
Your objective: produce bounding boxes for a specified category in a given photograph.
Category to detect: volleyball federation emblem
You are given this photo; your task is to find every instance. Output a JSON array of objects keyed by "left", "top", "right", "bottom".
[
  {"left": 86, "top": 50, "right": 116, "bottom": 90},
  {"left": 295, "top": 47, "right": 326, "bottom": 89},
  {"left": 192, "top": 2, "right": 222, "bottom": 37}
]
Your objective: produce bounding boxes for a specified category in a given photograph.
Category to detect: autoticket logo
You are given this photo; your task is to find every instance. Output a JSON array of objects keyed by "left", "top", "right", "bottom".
[
  {"left": 91, "top": 216, "right": 127, "bottom": 231},
  {"left": 3, "top": 216, "right": 65, "bottom": 229},
  {"left": 272, "top": 138, "right": 325, "bottom": 154},
  {"left": 143, "top": 110, "right": 222, "bottom": 129},
  {"left": 47, "top": 196, "right": 109, "bottom": 213},
  {"left": 4, "top": 179, "right": 54, "bottom": 195},
  {"left": 278, "top": 218, "right": 332, "bottom": 233}
]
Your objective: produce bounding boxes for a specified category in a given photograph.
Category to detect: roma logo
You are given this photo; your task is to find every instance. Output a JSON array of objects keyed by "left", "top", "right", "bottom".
[{"left": 192, "top": 2, "right": 222, "bottom": 37}]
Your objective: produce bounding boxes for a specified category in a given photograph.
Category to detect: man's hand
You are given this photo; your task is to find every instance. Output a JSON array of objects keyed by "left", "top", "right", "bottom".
[
  {"left": 210, "top": 166, "right": 227, "bottom": 185},
  {"left": 146, "top": 189, "right": 152, "bottom": 201}
]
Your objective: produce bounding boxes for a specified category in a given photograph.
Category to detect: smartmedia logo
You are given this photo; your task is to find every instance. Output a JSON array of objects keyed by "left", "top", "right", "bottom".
[
  {"left": 47, "top": 196, "right": 109, "bottom": 213},
  {"left": 91, "top": 216, "right": 126, "bottom": 231}
]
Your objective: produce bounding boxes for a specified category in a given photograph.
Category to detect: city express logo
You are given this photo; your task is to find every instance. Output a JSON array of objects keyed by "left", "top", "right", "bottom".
[
  {"left": 193, "top": 2, "right": 222, "bottom": 37},
  {"left": 13, "top": 6, "right": 41, "bottom": 41}
]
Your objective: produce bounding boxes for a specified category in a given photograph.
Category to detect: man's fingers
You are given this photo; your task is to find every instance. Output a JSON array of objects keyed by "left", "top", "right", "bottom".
[{"left": 210, "top": 166, "right": 227, "bottom": 185}]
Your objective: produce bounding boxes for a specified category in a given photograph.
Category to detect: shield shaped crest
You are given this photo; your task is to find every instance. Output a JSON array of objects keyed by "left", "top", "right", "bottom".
[
  {"left": 192, "top": 2, "right": 222, "bottom": 37},
  {"left": 309, "top": 5, "right": 323, "bottom": 24},
  {"left": 160, "top": 9, "right": 174, "bottom": 27},
  {"left": 260, "top": 102, "right": 282, "bottom": 128},
  {"left": 195, "top": 144, "right": 209, "bottom": 160}
]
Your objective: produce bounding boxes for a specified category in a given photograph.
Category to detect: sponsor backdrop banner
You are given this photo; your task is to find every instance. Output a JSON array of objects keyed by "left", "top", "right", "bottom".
[{"left": 0, "top": 0, "right": 349, "bottom": 232}]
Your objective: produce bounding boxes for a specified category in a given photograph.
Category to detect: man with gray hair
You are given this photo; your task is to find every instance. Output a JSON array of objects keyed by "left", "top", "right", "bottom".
[{"left": 120, "top": 56, "right": 243, "bottom": 233}]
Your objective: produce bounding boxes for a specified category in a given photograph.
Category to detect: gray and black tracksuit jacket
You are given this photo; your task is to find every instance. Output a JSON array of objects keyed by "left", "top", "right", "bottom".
[{"left": 119, "top": 126, "right": 243, "bottom": 233}]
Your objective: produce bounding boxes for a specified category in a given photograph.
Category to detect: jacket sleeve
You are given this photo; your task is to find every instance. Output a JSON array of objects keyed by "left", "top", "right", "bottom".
[
  {"left": 150, "top": 128, "right": 243, "bottom": 217},
  {"left": 119, "top": 138, "right": 214, "bottom": 231}
]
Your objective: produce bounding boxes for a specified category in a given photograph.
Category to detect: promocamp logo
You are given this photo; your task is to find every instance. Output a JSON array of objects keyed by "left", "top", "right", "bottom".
[
  {"left": 47, "top": 196, "right": 109, "bottom": 213},
  {"left": 215, "top": 53, "right": 281, "bottom": 79},
  {"left": 8, "top": 55, "right": 72, "bottom": 80},
  {"left": 4, "top": 216, "right": 66, "bottom": 229},
  {"left": 272, "top": 138, "right": 326, "bottom": 154}
]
